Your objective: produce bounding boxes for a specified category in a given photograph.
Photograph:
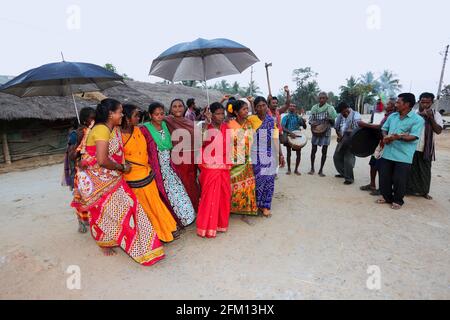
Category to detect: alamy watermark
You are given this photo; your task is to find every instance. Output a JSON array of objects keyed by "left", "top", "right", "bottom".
[
  {"left": 66, "top": 5, "right": 81, "bottom": 31},
  {"left": 366, "top": 5, "right": 382, "bottom": 31},
  {"left": 366, "top": 265, "right": 382, "bottom": 291},
  {"left": 66, "top": 265, "right": 81, "bottom": 290}
]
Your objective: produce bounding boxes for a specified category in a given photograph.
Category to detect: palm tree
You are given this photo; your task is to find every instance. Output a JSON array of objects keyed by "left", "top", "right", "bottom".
[
  {"left": 292, "top": 80, "right": 320, "bottom": 110},
  {"left": 339, "top": 76, "right": 360, "bottom": 107},
  {"left": 244, "top": 80, "right": 262, "bottom": 96},
  {"left": 378, "top": 70, "right": 402, "bottom": 98}
]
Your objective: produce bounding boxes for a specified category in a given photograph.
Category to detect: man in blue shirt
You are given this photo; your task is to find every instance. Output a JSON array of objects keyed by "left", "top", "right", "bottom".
[{"left": 377, "top": 93, "right": 424, "bottom": 210}]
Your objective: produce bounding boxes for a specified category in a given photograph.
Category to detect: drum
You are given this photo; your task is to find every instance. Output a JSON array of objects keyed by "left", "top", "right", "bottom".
[
  {"left": 287, "top": 130, "right": 308, "bottom": 150},
  {"left": 350, "top": 127, "right": 383, "bottom": 158},
  {"left": 311, "top": 122, "right": 330, "bottom": 136}
]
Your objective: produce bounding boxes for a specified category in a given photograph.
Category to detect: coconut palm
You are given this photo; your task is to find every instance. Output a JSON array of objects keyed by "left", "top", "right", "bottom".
[{"left": 378, "top": 70, "right": 402, "bottom": 98}]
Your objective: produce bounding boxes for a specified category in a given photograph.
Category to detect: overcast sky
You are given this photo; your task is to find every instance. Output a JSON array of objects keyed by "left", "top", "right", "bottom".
[{"left": 1, "top": 0, "right": 449, "bottom": 98}]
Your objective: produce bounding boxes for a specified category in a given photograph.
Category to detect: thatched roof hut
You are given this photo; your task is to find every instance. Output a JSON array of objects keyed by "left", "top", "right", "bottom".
[
  {"left": 0, "top": 80, "right": 223, "bottom": 164},
  {"left": 0, "top": 80, "right": 223, "bottom": 121}
]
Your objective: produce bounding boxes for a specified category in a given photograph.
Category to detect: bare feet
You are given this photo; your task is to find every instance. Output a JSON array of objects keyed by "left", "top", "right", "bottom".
[
  {"left": 318, "top": 172, "right": 326, "bottom": 177},
  {"left": 294, "top": 171, "right": 301, "bottom": 176},
  {"left": 101, "top": 248, "right": 117, "bottom": 256},
  {"left": 262, "top": 209, "right": 272, "bottom": 218},
  {"left": 78, "top": 222, "right": 88, "bottom": 234},
  {"left": 308, "top": 170, "right": 315, "bottom": 175},
  {"left": 423, "top": 194, "right": 433, "bottom": 200},
  {"left": 391, "top": 203, "right": 402, "bottom": 210},
  {"left": 376, "top": 199, "right": 388, "bottom": 204},
  {"left": 286, "top": 170, "right": 292, "bottom": 175}
]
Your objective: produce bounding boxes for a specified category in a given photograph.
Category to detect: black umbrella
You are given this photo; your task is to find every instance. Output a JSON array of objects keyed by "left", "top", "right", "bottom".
[{"left": 0, "top": 59, "right": 125, "bottom": 123}]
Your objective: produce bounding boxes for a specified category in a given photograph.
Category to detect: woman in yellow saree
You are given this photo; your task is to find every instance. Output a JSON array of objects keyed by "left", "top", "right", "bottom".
[
  {"left": 227, "top": 100, "right": 258, "bottom": 216},
  {"left": 121, "top": 104, "right": 178, "bottom": 243}
]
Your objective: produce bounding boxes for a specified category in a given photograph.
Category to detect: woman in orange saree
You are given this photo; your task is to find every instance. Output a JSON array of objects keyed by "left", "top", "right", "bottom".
[
  {"left": 121, "top": 104, "right": 177, "bottom": 243},
  {"left": 197, "top": 102, "right": 232, "bottom": 238},
  {"left": 71, "top": 99, "right": 164, "bottom": 266}
]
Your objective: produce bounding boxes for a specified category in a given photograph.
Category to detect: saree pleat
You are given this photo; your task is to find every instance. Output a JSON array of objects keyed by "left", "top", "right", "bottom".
[
  {"left": 251, "top": 115, "right": 276, "bottom": 210},
  {"left": 229, "top": 120, "right": 258, "bottom": 216},
  {"left": 197, "top": 168, "right": 231, "bottom": 238},
  {"left": 122, "top": 127, "right": 177, "bottom": 243},
  {"left": 197, "top": 123, "right": 231, "bottom": 238}
]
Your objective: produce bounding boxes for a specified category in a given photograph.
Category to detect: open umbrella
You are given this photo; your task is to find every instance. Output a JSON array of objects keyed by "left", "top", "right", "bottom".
[
  {"left": 149, "top": 38, "right": 259, "bottom": 105},
  {"left": 0, "top": 60, "right": 125, "bottom": 123}
]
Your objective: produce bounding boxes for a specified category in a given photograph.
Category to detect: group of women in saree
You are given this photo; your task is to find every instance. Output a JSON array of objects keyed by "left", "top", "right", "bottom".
[{"left": 68, "top": 95, "right": 282, "bottom": 266}]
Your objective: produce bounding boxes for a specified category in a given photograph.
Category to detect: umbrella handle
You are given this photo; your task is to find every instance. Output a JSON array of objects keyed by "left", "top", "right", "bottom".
[
  {"left": 71, "top": 91, "right": 81, "bottom": 125},
  {"left": 265, "top": 63, "right": 272, "bottom": 96}
]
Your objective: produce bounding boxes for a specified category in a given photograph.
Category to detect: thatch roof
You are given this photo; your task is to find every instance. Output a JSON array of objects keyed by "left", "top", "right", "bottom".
[{"left": 0, "top": 80, "right": 223, "bottom": 121}]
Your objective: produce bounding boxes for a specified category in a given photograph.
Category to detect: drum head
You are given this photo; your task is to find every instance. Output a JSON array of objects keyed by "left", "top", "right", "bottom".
[
  {"left": 350, "top": 127, "right": 382, "bottom": 158},
  {"left": 288, "top": 130, "right": 308, "bottom": 150}
]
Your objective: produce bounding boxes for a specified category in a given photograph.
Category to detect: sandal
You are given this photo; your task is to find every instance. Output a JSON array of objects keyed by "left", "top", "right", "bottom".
[
  {"left": 360, "top": 184, "right": 375, "bottom": 191},
  {"left": 376, "top": 199, "right": 388, "bottom": 204},
  {"left": 370, "top": 189, "right": 381, "bottom": 196}
]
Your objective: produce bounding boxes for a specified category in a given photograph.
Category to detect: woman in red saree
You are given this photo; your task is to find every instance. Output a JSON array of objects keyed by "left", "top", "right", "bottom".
[
  {"left": 71, "top": 99, "right": 164, "bottom": 266},
  {"left": 197, "top": 102, "right": 232, "bottom": 238},
  {"left": 165, "top": 99, "right": 200, "bottom": 211}
]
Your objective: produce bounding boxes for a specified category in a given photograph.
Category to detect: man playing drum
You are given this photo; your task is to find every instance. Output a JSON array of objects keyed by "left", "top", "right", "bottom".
[
  {"left": 333, "top": 102, "right": 362, "bottom": 185},
  {"left": 308, "top": 92, "right": 338, "bottom": 177},
  {"left": 282, "top": 104, "right": 307, "bottom": 175}
]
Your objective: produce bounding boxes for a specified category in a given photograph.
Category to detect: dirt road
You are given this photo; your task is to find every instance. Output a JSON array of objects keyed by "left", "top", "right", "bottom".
[{"left": 1, "top": 131, "right": 449, "bottom": 299}]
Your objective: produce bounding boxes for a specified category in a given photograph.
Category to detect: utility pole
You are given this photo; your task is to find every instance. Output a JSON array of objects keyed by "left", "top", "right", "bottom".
[{"left": 437, "top": 44, "right": 449, "bottom": 100}]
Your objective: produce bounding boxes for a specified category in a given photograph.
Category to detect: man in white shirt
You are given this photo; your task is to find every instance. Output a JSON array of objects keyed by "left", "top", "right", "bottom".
[{"left": 406, "top": 92, "right": 443, "bottom": 200}]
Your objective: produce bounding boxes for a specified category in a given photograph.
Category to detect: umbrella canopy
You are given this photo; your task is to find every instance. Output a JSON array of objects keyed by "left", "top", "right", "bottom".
[
  {"left": 0, "top": 61, "right": 125, "bottom": 97},
  {"left": 149, "top": 38, "right": 260, "bottom": 82},
  {"left": 0, "top": 61, "right": 125, "bottom": 123}
]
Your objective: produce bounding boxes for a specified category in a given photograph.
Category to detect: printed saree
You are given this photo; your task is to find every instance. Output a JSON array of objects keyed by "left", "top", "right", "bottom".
[{"left": 71, "top": 126, "right": 164, "bottom": 266}]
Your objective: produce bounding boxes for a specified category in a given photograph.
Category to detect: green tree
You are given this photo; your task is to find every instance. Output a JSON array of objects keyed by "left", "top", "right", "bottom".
[
  {"left": 359, "top": 71, "right": 380, "bottom": 104},
  {"left": 181, "top": 80, "right": 200, "bottom": 88},
  {"left": 291, "top": 67, "right": 321, "bottom": 110},
  {"left": 339, "top": 76, "right": 360, "bottom": 107},
  {"left": 104, "top": 63, "right": 134, "bottom": 81},
  {"left": 104, "top": 63, "right": 117, "bottom": 73},
  {"left": 122, "top": 73, "right": 134, "bottom": 81},
  {"left": 327, "top": 91, "right": 338, "bottom": 106},
  {"left": 440, "top": 84, "right": 450, "bottom": 97},
  {"left": 378, "top": 70, "right": 402, "bottom": 98},
  {"left": 243, "top": 81, "right": 262, "bottom": 96}
]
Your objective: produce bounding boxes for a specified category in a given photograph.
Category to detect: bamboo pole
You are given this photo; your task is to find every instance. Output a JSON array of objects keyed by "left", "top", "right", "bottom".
[{"left": 2, "top": 132, "right": 12, "bottom": 165}]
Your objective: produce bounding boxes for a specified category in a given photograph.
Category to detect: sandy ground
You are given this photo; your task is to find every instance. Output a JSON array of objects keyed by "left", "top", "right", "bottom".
[{"left": 0, "top": 130, "right": 449, "bottom": 300}]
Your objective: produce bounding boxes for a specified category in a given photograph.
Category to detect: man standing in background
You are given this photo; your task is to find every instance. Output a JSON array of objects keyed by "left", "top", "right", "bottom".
[{"left": 406, "top": 92, "right": 443, "bottom": 200}]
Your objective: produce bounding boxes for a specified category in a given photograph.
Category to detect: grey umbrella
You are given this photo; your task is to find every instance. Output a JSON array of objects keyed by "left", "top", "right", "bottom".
[{"left": 149, "top": 38, "right": 259, "bottom": 104}]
